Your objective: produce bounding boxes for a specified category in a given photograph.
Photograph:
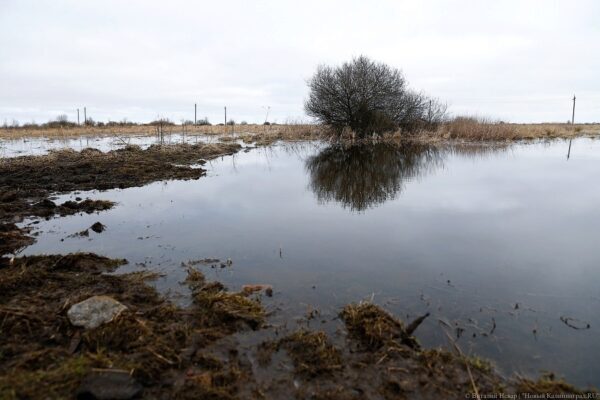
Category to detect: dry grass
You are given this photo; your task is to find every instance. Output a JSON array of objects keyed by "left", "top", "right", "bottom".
[
  {"left": 1, "top": 120, "right": 598, "bottom": 146},
  {"left": 340, "top": 302, "right": 419, "bottom": 350},
  {"left": 423, "top": 117, "right": 600, "bottom": 142},
  {"left": 272, "top": 330, "right": 342, "bottom": 377},
  {"left": 0, "top": 123, "right": 325, "bottom": 140}
]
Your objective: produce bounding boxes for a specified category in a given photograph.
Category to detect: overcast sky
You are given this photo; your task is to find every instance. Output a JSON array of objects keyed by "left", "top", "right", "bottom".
[{"left": 1, "top": 0, "right": 598, "bottom": 124}]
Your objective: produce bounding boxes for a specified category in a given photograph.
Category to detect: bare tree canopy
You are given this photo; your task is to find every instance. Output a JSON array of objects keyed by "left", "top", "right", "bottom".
[{"left": 305, "top": 56, "right": 446, "bottom": 137}]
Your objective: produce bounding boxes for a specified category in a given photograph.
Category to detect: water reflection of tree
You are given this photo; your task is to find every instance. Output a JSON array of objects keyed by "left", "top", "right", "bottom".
[{"left": 306, "top": 143, "right": 444, "bottom": 212}]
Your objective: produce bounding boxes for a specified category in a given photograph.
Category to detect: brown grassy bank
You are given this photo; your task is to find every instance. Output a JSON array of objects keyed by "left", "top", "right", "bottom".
[
  {"left": 2, "top": 120, "right": 599, "bottom": 142},
  {"left": 425, "top": 118, "right": 600, "bottom": 142},
  {"left": 0, "top": 123, "right": 324, "bottom": 140}
]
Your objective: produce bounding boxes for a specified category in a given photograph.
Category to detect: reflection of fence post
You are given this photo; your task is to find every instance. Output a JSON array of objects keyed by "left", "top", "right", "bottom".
[{"left": 571, "top": 95, "right": 576, "bottom": 125}]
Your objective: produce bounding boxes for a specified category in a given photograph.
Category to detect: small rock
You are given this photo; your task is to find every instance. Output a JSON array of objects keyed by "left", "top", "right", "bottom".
[
  {"left": 76, "top": 370, "right": 142, "bottom": 400},
  {"left": 35, "top": 199, "right": 56, "bottom": 209},
  {"left": 68, "top": 295, "right": 127, "bottom": 329},
  {"left": 90, "top": 222, "right": 106, "bottom": 233}
]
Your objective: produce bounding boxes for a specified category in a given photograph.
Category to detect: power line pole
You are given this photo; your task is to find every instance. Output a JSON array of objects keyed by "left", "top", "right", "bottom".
[
  {"left": 84, "top": 107, "right": 87, "bottom": 125},
  {"left": 194, "top": 103, "right": 197, "bottom": 125},
  {"left": 77, "top": 109, "right": 80, "bottom": 125},
  {"left": 224, "top": 106, "right": 227, "bottom": 125},
  {"left": 571, "top": 94, "right": 576, "bottom": 125}
]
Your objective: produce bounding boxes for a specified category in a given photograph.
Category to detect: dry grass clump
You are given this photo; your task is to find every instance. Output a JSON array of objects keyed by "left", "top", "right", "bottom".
[
  {"left": 340, "top": 302, "right": 419, "bottom": 350},
  {"left": 271, "top": 330, "right": 342, "bottom": 377},
  {"left": 186, "top": 267, "right": 265, "bottom": 335}
]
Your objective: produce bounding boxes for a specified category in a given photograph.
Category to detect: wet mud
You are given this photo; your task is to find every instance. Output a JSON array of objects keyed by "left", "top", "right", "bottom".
[{"left": 1, "top": 257, "right": 591, "bottom": 399}]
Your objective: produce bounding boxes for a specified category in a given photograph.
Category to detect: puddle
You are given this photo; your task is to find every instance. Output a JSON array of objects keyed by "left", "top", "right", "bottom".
[
  {"left": 0, "top": 132, "right": 233, "bottom": 157},
  {"left": 17, "top": 138, "right": 600, "bottom": 387}
]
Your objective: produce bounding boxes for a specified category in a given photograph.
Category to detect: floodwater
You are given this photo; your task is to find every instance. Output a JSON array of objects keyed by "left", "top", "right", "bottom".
[
  {"left": 0, "top": 133, "right": 220, "bottom": 157},
  {"left": 16, "top": 137, "right": 600, "bottom": 387}
]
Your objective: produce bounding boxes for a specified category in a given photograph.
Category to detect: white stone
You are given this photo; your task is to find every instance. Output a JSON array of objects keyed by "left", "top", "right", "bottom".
[{"left": 67, "top": 295, "right": 127, "bottom": 329}]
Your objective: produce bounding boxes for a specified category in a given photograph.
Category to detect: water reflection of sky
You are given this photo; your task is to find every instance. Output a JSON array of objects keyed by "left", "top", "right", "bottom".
[
  {"left": 0, "top": 133, "right": 221, "bottom": 157},
  {"left": 16, "top": 137, "right": 600, "bottom": 387}
]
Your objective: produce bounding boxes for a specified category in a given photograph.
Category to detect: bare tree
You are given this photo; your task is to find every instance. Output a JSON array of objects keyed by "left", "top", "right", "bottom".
[{"left": 305, "top": 56, "right": 446, "bottom": 137}]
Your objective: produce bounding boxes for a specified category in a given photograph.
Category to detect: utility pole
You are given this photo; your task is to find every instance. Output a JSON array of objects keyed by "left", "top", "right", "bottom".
[
  {"left": 571, "top": 94, "right": 576, "bottom": 125},
  {"left": 84, "top": 107, "right": 87, "bottom": 125},
  {"left": 224, "top": 106, "right": 227, "bottom": 125},
  {"left": 194, "top": 103, "right": 197, "bottom": 125},
  {"left": 77, "top": 109, "right": 80, "bottom": 125}
]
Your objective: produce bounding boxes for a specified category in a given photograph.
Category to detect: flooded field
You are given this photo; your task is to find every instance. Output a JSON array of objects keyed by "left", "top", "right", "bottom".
[
  {"left": 10, "top": 136, "right": 599, "bottom": 388},
  {"left": 0, "top": 133, "right": 221, "bottom": 158}
]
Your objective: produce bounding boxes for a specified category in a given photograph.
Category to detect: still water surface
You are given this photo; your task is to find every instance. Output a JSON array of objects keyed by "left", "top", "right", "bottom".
[{"left": 20, "top": 138, "right": 600, "bottom": 386}]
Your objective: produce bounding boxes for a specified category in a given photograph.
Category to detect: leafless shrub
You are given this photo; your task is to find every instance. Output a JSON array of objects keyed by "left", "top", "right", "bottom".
[
  {"left": 305, "top": 56, "right": 446, "bottom": 138},
  {"left": 43, "top": 115, "right": 77, "bottom": 129}
]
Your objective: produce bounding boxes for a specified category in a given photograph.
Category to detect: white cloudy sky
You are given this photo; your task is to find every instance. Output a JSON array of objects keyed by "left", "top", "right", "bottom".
[{"left": 1, "top": 0, "right": 598, "bottom": 124}]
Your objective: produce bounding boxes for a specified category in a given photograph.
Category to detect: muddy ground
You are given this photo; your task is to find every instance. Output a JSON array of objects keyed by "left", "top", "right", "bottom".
[
  {"left": 0, "top": 253, "right": 591, "bottom": 399},
  {"left": 0, "top": 142, "right": 241, "bottom": 257},
  {"left": 0, "top": 142, "right": 596, "bottom": 399}
]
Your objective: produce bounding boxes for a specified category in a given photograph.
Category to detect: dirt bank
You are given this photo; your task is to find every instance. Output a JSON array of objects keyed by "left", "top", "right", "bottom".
[
  {"left": 0, "top": 143, "right": 241, "bottom": 257},
  {"left": 0, "top": 254, "right": 592, "bottom": 399}
]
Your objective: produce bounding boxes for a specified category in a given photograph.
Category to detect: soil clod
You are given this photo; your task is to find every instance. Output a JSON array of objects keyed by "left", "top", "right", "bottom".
[{"left": 76, "top": 370, "right": 143, "bottom": 400}]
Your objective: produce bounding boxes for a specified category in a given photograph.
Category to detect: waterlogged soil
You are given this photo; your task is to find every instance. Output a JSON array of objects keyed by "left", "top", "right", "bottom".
[
  {"left": 1, "top": 139, "right": 598, "bottom": 398},
  {"left": 0, "top": 253, "right": 588, "bottom": 400},
  {"left": 0, "top": 143, "right": 240, "bottom": 257}
]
